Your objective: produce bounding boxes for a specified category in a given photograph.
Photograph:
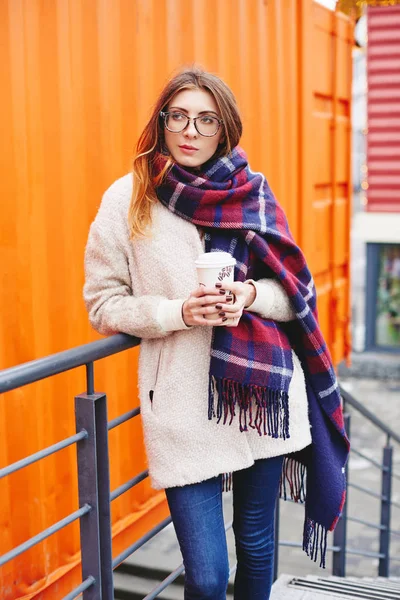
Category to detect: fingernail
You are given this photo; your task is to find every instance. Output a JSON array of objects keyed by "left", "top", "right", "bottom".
[
  {"left": 219, "top": 289, "right": 226, "bottom": 294},
  {"left": 219, "top": 312, "right": 226, "bottom": 317},
  {"left": 222, "top": 317, "right": 228, "bottom": 322},
  {"left": 215, "top": 283, "right": 222, "bottom": 288},
  {"left": 215, "top": 304, "right": 223, "bottom": 310},
  {"left": 226, "top": 296, "right": 233, "bottom": 302}
]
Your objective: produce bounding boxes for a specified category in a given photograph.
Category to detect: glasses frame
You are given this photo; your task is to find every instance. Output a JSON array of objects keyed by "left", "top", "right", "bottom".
[{"left": 159, "top": 111, "right": 223, "bottom": 138}]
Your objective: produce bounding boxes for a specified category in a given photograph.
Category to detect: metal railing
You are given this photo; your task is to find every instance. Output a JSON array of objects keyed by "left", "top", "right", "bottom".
[
  {"left": 274, "top": 384, "right": 400, "bottom": 580},
  {"left": 0, "top": 334, "right": 140, "bottom": 599},
  {"left": 0, "top": 333, "right": 399, "bottom": 598},
  {"left": 0, "top": 333, "right": 236, "bottom": 599}
]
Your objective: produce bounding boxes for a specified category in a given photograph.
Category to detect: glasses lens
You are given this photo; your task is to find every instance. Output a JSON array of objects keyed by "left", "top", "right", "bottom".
[
  {"left": 196, "top": 115, "right": 220, "bottom": 136},
  {"left": 164, "top": 112, "right": 220, "bottom": 136},
  {"left": 165, "top": 112, "right": 188, "bottom": 132}
]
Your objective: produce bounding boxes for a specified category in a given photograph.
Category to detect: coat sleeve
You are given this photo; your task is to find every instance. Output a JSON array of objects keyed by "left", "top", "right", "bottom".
[
  {"left": 245, "top": 278, "right": 296, "bottom": 322},
  {"left": 83, "top": 201, "right": 191, "bottom": 339}
]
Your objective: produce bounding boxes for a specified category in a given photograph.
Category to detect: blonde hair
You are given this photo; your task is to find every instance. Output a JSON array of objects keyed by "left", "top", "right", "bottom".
[{"left": 129, "top": 67, "right": 242, "bottom": 239}]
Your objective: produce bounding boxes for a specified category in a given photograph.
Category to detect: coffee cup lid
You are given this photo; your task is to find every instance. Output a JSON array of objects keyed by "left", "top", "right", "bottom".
[{"left": 194, "top": 252, "right": 236, "bottom": 268}]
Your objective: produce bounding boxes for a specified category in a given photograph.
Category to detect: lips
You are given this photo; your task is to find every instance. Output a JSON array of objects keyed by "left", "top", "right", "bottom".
[{"left": 179, "top": 144, "right": 198, "bottom": 151}]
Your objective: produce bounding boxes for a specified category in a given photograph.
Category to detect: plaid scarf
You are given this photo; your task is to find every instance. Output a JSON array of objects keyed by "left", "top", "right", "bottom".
[{"left": 154, "top": 147, "right": 349, "bottom": 567}]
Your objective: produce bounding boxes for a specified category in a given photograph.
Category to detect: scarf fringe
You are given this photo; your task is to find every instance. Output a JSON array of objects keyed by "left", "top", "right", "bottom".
[
  {"left": 303, "top": 516, "right": 328, "bottom": 568},
  {"left": 280, "top": 457, "right": 327, "bottom": 568},
  {"left": 280, "top": 456, "right": 307, "bottom": 503},
  {"left": 209, "top": 376, "right": 290, "bottom": 439}
]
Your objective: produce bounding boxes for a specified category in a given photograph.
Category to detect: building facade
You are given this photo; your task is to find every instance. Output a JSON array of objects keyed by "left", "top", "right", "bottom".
[{"left": 354, "top": 4, "right": 400, "bottom": 351}]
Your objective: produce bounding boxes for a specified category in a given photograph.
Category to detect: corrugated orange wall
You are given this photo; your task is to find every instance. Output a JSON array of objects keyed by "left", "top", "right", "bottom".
[
  {"left": 302, "top": 3, "right": 353, "bottom": 365},
  {"left": 0, "top": 1, "right": 352, "bottom": 597}
]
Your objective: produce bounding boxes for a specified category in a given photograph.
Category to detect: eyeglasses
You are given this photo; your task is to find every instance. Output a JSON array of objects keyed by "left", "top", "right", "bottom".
[{"left": 160, "top": 111, "right": 223, "bottom": 137}]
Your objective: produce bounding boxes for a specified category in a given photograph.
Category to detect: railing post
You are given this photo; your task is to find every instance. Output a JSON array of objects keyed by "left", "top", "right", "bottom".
[
  {"left": 273, "top": 496, "right": 280, "bottom": 582},
  {"left": 95, "top": 392, "right": 114, "bottom": 598},
  {"left": 75, "top": 393, "right": 114, "bottom": 599},
  {"left": 332, "top": 412, "right": 350, "bottom": 577},
  {"left": 379, "top": 443, "right": 393, "bottom": 577}
]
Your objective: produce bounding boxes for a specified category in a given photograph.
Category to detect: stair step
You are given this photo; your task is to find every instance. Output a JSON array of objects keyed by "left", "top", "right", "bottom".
[
  {"left": 113, "top": 570, "right": 183, "bottom": 600},
  {"left": 271, "top": 574, "right": 400, "bottom": 599}
]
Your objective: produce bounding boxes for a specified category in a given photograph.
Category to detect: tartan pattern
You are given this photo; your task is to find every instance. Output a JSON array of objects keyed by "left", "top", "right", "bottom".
[
  {"left": 156, "top": 148, "right": 341, "bottom": 430},
  {"left": 155, "top": 147, "right": 350, "bottom": 566}
]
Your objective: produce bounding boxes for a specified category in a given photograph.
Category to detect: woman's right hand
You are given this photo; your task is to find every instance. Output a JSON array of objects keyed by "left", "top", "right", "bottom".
[{"left": 182, "top": 286, "right": 233, "bottom": 327}]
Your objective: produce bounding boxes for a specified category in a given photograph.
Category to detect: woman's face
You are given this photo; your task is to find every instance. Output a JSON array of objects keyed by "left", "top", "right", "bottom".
[{"left": 163, "top": 88, "right": 223, "bottom": 169}]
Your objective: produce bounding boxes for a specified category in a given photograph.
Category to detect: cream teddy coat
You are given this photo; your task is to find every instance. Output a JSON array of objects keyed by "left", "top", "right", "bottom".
[{"left": 83, "top": 174, "right": 311, "bottom": 489}]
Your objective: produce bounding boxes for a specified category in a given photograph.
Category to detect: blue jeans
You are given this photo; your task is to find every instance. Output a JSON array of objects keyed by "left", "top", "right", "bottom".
[{"left": 165, "top": 456, "right": 284, "bottom": 600}]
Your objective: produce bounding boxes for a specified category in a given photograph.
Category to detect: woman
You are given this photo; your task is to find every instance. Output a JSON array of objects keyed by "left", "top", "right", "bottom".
[{"left": 84, "top": 68, "right": 349, "bottom": 600}]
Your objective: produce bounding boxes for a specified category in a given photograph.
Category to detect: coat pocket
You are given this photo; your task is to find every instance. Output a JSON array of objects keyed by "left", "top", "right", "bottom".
[{"left": 149, "top": 342, "right": 164, "bottom": 409}]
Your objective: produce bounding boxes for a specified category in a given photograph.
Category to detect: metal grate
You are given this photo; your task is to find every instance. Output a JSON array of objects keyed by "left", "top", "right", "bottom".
[{"left": 289, "top": 576, "right": 400, "bottom": 599}]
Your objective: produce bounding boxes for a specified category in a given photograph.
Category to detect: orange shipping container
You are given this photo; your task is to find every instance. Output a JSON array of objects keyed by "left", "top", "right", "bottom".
[{"left": 0, "top": 1, "right": 353, "bottom": 597}]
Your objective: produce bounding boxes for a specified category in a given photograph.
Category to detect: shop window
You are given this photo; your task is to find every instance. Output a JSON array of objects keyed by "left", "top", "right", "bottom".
[{"left": 366, "top": 243, "right": 400, "bottom": 351}]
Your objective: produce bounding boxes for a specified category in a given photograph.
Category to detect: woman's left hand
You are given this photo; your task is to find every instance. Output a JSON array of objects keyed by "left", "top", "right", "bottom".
[{"left": 214, "top": 281, "right": 256, "bottom": 326}]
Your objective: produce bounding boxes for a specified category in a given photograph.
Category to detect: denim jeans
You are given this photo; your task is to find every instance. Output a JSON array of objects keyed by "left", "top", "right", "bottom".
[{"left": 165, "top": 455, "right": 284, "bottom": 600}]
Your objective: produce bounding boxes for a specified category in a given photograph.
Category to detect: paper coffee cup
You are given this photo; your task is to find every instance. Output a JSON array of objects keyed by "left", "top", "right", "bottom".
[
  {"left": 195, "top": 251, "right": 236, "bottom": 287},
  {"left": 194, "top": 252, "right": 236, "bottom": 322}
]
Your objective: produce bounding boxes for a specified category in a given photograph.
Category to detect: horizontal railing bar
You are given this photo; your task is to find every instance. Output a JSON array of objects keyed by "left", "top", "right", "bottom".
[
  {"left": 348, "top": 482, "right": 386, "bottom": 501},
  {"left": 142, "top": 564, "right": 185, "bottom": 600},
  {"left": 62, "top": 576, "right": 96, "bottom": 600},
  {"left": 340, "top": 386, "right": 400, "bottom": 445},
  {"left": 108, "top": 407, "right": 140, "bottom": 430},
  {"left": 278, "top": 541, "right": 384, "bottom": 558},
  {"left": 391, "top": 499, "right": 400, "bottom": 510},
  {"left": 392, "top": 471, "right": 400, "bottom": 482},
  {"left": 350, "top": 448, "right": 387, "bottom": 471},
  {"left": 0, "top": 430, "right": 88, "bottom": 480},
  {"left": 390, "top": 529, "right": 400, "bottom": 537},
  {"left": 278, "top": 541, "right": 302, "bottom": 548},
  {"left": 113, "top": 517, "right": 172, "bottom": 569},
  {"left": 347, "top": 515, "right": 386, "bottom": 530},
  {"left": 0, "top": 504, "right": 91, "bottom": 566},
  {"left": 0, "top": 333, "right": 140, "bottom": 394},
  {"left": 142, "top": 558, "right": 238, "bottom": 600},
  {"left": 110, "top": 470, "right": 148, "bottom": 501},
  {"left": 278, "top": 540, "right": 341, "bottom": 553},
  {"left": 345, "top": 547, "right": 385, "bottom": 559},
  {"left": 113, "top": 515, "right": 233, "bottom": 572}
]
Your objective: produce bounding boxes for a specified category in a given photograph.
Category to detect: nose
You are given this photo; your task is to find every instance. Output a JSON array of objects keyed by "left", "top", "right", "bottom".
[{"left": 183, "top": 118, "right": 198, "bottom": 138}]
